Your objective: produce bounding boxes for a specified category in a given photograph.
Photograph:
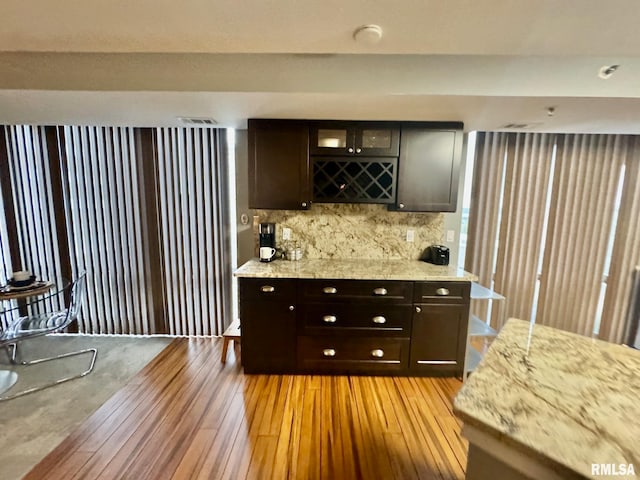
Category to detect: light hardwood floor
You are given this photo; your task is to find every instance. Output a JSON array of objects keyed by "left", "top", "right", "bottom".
[{"left": 26, "top": 338, "right": 468, "bottom": 479}]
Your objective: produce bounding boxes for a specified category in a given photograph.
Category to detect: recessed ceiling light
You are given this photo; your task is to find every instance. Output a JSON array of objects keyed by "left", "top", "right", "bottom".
[
  {"left": 598, "top": 64, "right": 620, "bottom": 79},
  {"left": 353, "top": 25, "right": 383, "bottom": 45}
]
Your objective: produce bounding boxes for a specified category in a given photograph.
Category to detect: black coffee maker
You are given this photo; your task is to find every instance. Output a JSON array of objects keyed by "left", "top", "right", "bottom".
[
  {"left": 421, "top": 245, "right": 450, "bottom": 265},
  {"left": 259, "top": 223, "right": 276, "bottom": 262}
]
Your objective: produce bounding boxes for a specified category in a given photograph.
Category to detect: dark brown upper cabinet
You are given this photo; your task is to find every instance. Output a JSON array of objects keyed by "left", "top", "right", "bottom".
[
  {"left": 390, "top": 124, "right": 464, "bottom": 212},
  {"left": 248, "top": 119, "right": 311, "bottom": 210},
  {"left": 248, "top": 119, "right": 464, "bottom": 212},
  {"left": 310, "top": 122, "right": 400, "bottom": 157}
]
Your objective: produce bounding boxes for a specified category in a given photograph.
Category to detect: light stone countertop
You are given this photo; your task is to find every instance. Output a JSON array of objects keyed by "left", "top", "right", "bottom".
[
  {"left": 234, "top": 258, "right": 477, "bottom": 281},
  {"left": 454, "top": 318, "right": 640, "bottom": 479}
]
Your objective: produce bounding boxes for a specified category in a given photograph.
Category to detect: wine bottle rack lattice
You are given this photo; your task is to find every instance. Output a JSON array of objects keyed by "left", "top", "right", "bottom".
[{"left": 312, "top": 157, "right": 397, "bottom": 204}]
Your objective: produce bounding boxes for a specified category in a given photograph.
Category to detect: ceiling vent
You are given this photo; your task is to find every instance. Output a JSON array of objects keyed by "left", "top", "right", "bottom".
[
  {"left": 501, "top": 122, "right": 542, "bottom": 129},
  {"left": 178, "top": 117, "right": 218, "bottom": 126}
]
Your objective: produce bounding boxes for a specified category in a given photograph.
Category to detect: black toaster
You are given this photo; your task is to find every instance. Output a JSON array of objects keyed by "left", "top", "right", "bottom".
[{"left": 421, "top": 245, "right": 450, "bottom": 265}]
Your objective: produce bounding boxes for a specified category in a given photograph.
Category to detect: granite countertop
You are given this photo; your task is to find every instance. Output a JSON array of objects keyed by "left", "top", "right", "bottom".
[
  {"left": 454, "top": 318, "right": 640, "bottom": 478},
  {"left": 234, "top": 258, "right": 477, "bottom": 281}
]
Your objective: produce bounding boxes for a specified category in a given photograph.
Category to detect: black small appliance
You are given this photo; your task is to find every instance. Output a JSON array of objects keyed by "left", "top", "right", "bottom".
[
  {"left": 421, "top": 245, "right": 450, "bottom": 265},
  {"left": 259, "top": 223, "right": 276, "bottom": 262}
]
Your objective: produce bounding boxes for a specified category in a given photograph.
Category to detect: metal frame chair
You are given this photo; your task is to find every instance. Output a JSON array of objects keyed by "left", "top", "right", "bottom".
[{"left": 0, "top": 272, "right": 97, "bottom": 401}]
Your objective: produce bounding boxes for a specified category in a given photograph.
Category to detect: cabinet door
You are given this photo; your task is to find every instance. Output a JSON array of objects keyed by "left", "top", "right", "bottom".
[
  {"left": 248, "top": 119, "right": 310, "bottom": 210},
  {"left": 310, "top": 122, "right": 354, "bottom": 156},
  {"left": 409, "top": 303, "right": 469, "bottom": 375},
  {"left": 355, "top": 123, "right": 400, "bottom": 156},
  {"left": 240, "top": 301, "right": 297, "bottom": 373},
  {"left": 393, "top": 128, "right": 463, "bottom": 212}
]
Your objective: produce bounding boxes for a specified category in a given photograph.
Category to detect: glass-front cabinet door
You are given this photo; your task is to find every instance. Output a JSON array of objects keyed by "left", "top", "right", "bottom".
[
  {"left": 310, "top": 122, "right": 353, "bottom": 155},
  {"left": 310, "top": 122, "right": 399, "bottom": 157},
  {"left": 356, "top": 123, "right": 400, "bottom": 156}
]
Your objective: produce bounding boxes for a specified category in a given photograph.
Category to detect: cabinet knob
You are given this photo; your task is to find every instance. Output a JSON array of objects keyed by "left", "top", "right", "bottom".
[
  {"left": 371, "top": 349, "right": 384, "bottom": 358},
  {"left": 436, "top": 288, "right": 450, "bottom": 296},
  {"left": 301, "top": 202, "right": 308, "bottom": 208},
  {"left": 289, "top": 305, "right": 295, "bottom": 311},
  {"left": 356, "top": 147, "right": 362, "bottom": 154},
  {"left": 323, "top": 348, "right": 336, "bottom": 357},
  {"left": 323, "top": 315, "right": 337, "bottom": 323},
  {"left": 348, "top": 147, "right": 354, "bottom": 153},
  {"left": 399, "top": 203, "right": 405, "bottom": 209},
  {"left": 372, "top": 315, "right": 386, "bottom": 324},
  {"left": 415, "top": 306, "right": 422, "bottom": 313},
  {"left": 373, "top": 287, "right": 388, "bottom": 296},
  {"left": 323, "top": 286, "right": 338, "bottom": 294},
  {"left": 260, "top": 285, "right": 275, "bottom": 293}
]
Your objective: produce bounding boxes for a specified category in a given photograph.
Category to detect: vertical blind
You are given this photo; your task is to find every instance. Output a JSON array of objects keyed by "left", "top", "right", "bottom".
[
  {"left": 493, "top": 133, "right": 555, "bottom": 326},
  {"left": 156, "top": 128, "right": 230, "bottom": 336},
  {"left": 537, "top": 134, "right": 626, "bottom": 336},
  {"left": 63, "top": 126, "right": 152, "bottom": 334},
  {"left": 600, "top": 137, "right": 640, "bottom": 343},
  {"left": 1, "top": 125, "right": 231, "bottom": 336},
  {"left": 465, "top": 132, "right": 510, "bottom": 328},
  {"left": 1, "top": 126, "right": 66, "bottom": 316},
  {"left": 466, "top": 132, "right": 640, "bottom": 341}
]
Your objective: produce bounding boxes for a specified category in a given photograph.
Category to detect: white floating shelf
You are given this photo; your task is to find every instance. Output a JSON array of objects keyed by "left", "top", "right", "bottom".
[
  {"left": 470, "top": 282, "right": 505, "bottom": 301},
  {"left": 469, "top": 314, "right": 498, "bottom": 337}
]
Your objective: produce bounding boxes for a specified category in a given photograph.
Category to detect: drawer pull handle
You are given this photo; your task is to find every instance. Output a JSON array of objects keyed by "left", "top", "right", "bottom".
[
  {"left": 373, "top": 287, "right": 388, "bottom": 296},
  {"left": 260, "top": 285, "right": 275, "bottom": 293},
  {"left": 371, "top": 349, "right": 384, "bottom": 358},
  {"left": 323, "top": 348, "right": 336, "bottom": 357},
  {"left": 415, "top": 306, "right": 422, "bottom": 313},
  {"left": 436, "top": 288, "right": 450, "bottom": 296},
  {"left": 372, "top": 316, "right": 386, "bottom": 324},
  {"left": 323, "top": 315, "right": 337, "bottom": 323},
  {"left": 417, "top": 360, "right": 457, "bottom": 365},
  {"left": 323, "top": 287, "right": 338, "bottom": 294}
]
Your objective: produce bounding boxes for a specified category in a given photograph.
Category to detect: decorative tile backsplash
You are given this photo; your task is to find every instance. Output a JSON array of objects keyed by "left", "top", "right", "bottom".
[{"left": 255, "top": 203, "right": 443, "bottom": 260}]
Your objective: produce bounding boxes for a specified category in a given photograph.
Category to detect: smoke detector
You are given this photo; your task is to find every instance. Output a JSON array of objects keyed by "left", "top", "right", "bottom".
[
  {"left": 353, "top": 25, "right": 383, "bottom": 45},
  {"left": 501, "top": 122, "right": 542, "bottom": 129}
]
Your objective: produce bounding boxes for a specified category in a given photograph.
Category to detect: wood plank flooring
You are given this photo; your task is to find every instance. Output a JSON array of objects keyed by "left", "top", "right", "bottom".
[{"left": 25, "top": 338, "right": 468, "bottom": 479}]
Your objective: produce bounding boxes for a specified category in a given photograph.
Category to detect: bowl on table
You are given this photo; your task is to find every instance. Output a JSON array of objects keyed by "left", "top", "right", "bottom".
[{"left": 9, "top": 272, "right": 37, "bottom": 288}]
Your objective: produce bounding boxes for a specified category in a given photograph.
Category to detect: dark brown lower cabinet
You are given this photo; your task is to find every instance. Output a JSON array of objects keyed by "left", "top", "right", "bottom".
[
  {"left": 240, "top": 301, "right": 297, "bottom": 373},
  {"left": 239, "top": 278, "right": 297, "bottom": 373},
  {"left": 409, "top": 304, "right": 470, "bottom": 376},
  {"left": 238, "top": 277, "right": 470, "bottom": 376}
]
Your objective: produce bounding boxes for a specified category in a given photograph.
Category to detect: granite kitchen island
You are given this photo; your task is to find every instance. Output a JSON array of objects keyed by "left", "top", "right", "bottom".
[{"left": 454, "top": 318, "right": 640, "bottom": 479}]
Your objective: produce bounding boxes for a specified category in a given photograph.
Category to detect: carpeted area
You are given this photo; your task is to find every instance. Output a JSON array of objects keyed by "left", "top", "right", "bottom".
[{"left": 0, "top": 334, "right": 172, "bottom": 480}]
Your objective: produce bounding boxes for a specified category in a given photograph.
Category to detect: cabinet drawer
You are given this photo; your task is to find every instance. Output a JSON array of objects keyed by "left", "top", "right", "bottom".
[
  {"left": 300, "top": 304, "right": 411, "bottom": 336},
  {"left": 413, "top": 281, "right": 470, "bottom": 304},
  {"left": 297, "top": 336, "right": 409, "bottom": 373},
  {"left": 239, "top": 278, "right": 297, "bottom": 302},
  {"left": 301, "top": 279, "right": 413, "bottom": 303}
]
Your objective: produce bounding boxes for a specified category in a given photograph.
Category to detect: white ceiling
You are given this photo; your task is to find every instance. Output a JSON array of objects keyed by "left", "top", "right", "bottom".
[{"left": 1, "top": 0, "right": 639, "bottom": 132}]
